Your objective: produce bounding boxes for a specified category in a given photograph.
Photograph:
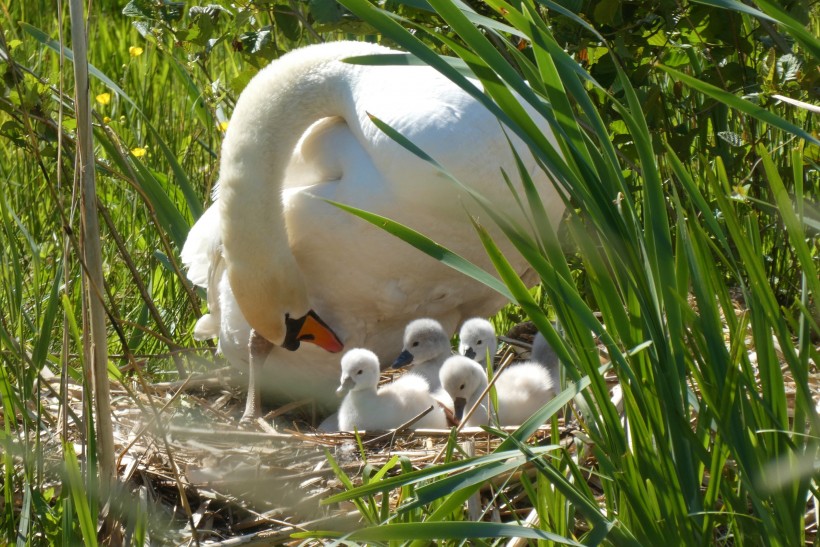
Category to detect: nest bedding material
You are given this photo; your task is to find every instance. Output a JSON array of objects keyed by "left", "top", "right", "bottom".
[{"left": 17, "top": 318, "right": 820, "bottom": 544}]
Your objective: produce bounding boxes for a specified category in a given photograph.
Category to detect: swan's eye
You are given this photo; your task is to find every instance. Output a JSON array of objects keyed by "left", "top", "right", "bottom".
[
  {"left": 412, "top": 341, "right": 419, "bottom": 347},
  {"left": 357, "top": 369, "right": 363, "bottom": 375},
  {"left": 459, "top": 383, "right": 465, "bottom": 390}
]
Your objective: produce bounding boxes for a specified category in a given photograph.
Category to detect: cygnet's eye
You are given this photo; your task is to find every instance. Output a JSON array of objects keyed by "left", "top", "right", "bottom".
[
  {"left": 412, "top": 341, "right": 419, "bottom": 347},
  {"left": 477, "top": 340, "right": 483, "bottom": 345},
  {"left": 357, "top": 369, "right": 363, "bottom": 375},
  {"left": 459, "top": 383, "right": 465, "bottom": 391}
]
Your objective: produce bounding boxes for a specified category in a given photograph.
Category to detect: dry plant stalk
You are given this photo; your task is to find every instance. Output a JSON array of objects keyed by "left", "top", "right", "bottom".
[{"left": 67, "top": 0, "right": 117, "bottom": 508}]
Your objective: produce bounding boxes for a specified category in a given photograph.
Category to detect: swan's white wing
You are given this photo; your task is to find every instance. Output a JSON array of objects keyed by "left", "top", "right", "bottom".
[{"left": 181, "top": 205, "right": 221, "bottom": 288}]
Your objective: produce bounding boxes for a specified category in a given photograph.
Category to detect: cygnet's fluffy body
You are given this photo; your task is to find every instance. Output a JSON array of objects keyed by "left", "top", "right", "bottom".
[
  {"left": 392, "top": 318, "right": 453, "bottom": 392},
  {"left": 458, "top": 318, "right": 498, "bottom": 367},
  {"left": 337, "top": 348, "right": 447, "bottom": 432},
  {"left": 440, "top": 356, "right": 556, "bottom": 427},
  {"left": 531, "top": 331, "right": 560, "bottom": 379}
]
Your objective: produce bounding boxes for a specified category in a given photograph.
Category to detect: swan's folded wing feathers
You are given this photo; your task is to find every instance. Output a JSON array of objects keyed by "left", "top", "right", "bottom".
[{"left": 181, "top": 205, "right": 222, "bottom": 288}]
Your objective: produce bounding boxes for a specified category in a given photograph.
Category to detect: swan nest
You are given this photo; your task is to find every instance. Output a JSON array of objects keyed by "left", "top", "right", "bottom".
[{"left": 24, "top": 313, "right": 820, "bottom": 545}]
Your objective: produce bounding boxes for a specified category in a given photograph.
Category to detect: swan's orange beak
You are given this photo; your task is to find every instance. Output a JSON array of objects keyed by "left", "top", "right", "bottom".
[{"left": 282, "top": 310, "right": 344, "bottom": 353}]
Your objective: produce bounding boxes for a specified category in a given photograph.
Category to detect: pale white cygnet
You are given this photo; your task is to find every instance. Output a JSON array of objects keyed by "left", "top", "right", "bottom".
[
  {"left": 337, "top": 348, "right": 447, "bottom": 432},
  {"left": 439, "top": 356, "right": 490, "bottom": 427},
  {"left": 458, "top": 317, "right": 498, "bottom": 367},
  {"left": 391, "top": 318, "right": 453, "bottom": 392},
  {"left": 440, "top": 355, "right": 556, "bottom": 427}
]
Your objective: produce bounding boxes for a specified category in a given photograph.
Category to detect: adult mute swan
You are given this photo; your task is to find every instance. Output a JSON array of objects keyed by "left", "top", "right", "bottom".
[
  {"left": 336, "top": 348, "right": 448, "bottom": 431},
  {"left": 182, "top": 40, "right": 563, "bottom": 419},
  {"left": 439, "top": 355, "right": 555, "bottom": 427}
]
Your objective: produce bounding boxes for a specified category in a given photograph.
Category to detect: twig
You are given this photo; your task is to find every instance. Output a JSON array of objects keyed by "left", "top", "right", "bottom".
[
  {"left": 498, "top": 335, "right": 533, "bottom": 350},
  {"left": 67, "top": 0, "right": 117, "bottom": 519},
  {"left": 363, "top": 404, "right": 435, "bottom": 446},
  {"left": 205, "top": 510, "right": 360, "bottom": 546},
  {"left": 148, "top": 369, "right": 242, "bottom": 392}
]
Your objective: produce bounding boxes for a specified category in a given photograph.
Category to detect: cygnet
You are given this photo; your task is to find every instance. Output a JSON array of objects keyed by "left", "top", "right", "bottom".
[
  {"left": 391, "top": 318, "right": 453, "bottom": 392},
  {"left": 336, "top": 348, "right": 448, "bottom": 432},
  {"left": 531, "top": 330, "right": 561, "bottom": 380},
  {"left": 440, "top": 355, "right": 556, "bottom": 427},
  {"left": 458, "top": 317, "right": 498, "bottom": 367}
]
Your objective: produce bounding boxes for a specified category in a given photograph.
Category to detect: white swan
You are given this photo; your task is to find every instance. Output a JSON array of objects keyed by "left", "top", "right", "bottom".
[
  {"left": 439, "top": 355, "right": 556, "bottom": 427},
  {"left": 336, "top": 348, "right": 448, "bottom": 431},
  {"left": 182, "top": 40, "right": 563, "bottom": 418},
  {"left": 458, "top": 317, "right": 498, "bottom": 367}
]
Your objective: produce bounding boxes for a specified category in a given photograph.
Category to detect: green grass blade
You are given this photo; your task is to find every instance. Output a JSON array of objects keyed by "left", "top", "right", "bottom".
[
  {"left": 31, "top": 259, "right": 63, "bottom": 371},
  {"left": 322, "top": 447, "right": 555, "bottom": 505},
  {"left": 15, "top": 481, "right": 31, "bottom": 547},
  {"left": 62, "top": 444, "right": 97, "bottom": 547},
  {"left": 400, "top": 455, "right": 534, "bottom": 512},
  {"left": 322, "top": 202, "right": 512, "bottom": 301}
]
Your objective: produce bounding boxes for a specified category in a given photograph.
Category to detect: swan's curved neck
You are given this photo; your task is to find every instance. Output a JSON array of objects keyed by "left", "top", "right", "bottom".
[{"left": 217, "top": 43, "right": 381, "bottom": 344}]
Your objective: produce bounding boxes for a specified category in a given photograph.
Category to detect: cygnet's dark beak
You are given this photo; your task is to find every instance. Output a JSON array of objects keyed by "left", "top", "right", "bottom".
[
  {"left": 392, "top": 349, "right": 414, "bottom": 369},
  {"left": 463, "top": 347, "right": 476, "bottom": 359},
  {"left": 336, "top": 376, "right": 355, "bottom": 396},
  {"left": 453, "top": 397, "right": 467, "bottom": 421},
  {"left": 282, "top": 310, "right": 344, "bottom": 353}
]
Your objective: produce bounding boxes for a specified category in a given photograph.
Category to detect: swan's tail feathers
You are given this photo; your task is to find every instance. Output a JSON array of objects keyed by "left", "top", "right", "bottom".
[
  {"left": 183, "top": 205, "right": 226, "bottom": 341},
  {"left": 180, "top": 205, "right": 222, "bottom": 288},
  {"left": 205, "top": 248, "right": 226, "bottom": 315},
  {"left": 193, "top": 313, "right": 220, "bottom": 340}
]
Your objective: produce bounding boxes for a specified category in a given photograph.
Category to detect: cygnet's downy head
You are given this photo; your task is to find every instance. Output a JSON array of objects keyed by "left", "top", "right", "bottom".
[
  {"left": 392, "top": 318, "right": 450, "bottom": 369},
  {"left": 458, "top": 318, "right": 497, "bottom": 365},
  {"left": 337, "top": 348, "right": 380, "bottom": 396},
  {"left": 439, "top": 355, "right": 487, "bottom": 421}
]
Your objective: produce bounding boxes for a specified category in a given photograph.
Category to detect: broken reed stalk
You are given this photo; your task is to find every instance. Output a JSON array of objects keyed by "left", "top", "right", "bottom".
[{"left": 67, "top": 0, "right": 117, "bottom": 510}]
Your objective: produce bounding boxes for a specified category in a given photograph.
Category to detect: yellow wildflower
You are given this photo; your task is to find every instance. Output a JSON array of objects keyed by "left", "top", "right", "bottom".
[
  {"left": 218, "top": 120, "right": 229, "bottom": 132},
  {"left": 95, "top": 93, "right": 111, "bottom": 105},
  {"left": 103, "top": 116, "right": 111, "bottom": 124},
  {"left": 131, "top": 147, "right": 147, "bottom": 158},
  {"left": 129, "top": 46, "right": 144, "bottom": 58}
]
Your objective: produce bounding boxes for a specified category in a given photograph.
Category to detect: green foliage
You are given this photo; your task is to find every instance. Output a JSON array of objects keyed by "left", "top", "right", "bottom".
[
  {"left": 300, "top": 0, "right": 818, "bottom": 544},
  {"left": 0, "top": 0, "right": 817, "bottom": 543}
]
